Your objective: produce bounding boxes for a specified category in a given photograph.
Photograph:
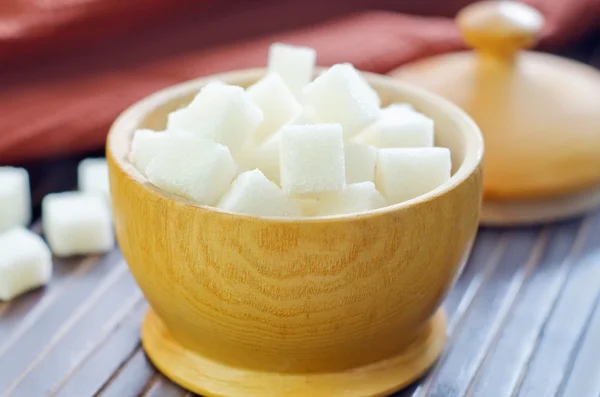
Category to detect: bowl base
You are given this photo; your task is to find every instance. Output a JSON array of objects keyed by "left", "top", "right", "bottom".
[
  {"left": 481, "top": 182, "right": 600, "bottom": 226},
  {"left": 141, "top": 309, "right": 447, "bottom": 397}
]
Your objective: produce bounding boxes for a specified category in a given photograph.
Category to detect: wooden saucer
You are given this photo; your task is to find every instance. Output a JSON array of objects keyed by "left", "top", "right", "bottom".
[
  {"left": 141, "top": 309, "right": 447, "bottom": 397},
  {"left": 481, "top": 183, "right": 600, "bottom": 226}
]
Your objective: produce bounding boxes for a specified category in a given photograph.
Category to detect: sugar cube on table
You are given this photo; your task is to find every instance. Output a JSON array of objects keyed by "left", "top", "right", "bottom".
[
  {"left": 166, "top": 82, "right": 263, "bottom": 155},
  {"left": 217, "top": 169, "right": 301, "bottom": 217},
  {"left": 249, "top": 130, "right": 282, "bottom": 185},
  {"left": 267, "top": 43, "right": 316, "bottom": 99},
  {"left": 78, "top": 158, "right": 110, "bottom": 202},
  {"left": 344, "top": 142, "right": 377, "bottom": 183},
  {"left": 355, "top": 111, "right": 434, "bottom": 148},
  {"left": 316, "top": 182, "right": 386, "bottom": 216},
  {"left": 42, "top": 192, "right": 114, "bottom": 257},
  {"left": 145, "top": 131, "right": 238, "bottom": 205},
  {"left": 0, "top": 228, "right": 52, "bottom": 301},
  {"left": 304, "top": 63, "right": 380, "bottom": 138},
  {"left": 0, "top": 167, "right": 31, "bottom": 233},
  {"left": 280, "top": 124, "right": 346, "bottom": 197},
  {"left": 376, "top": 147, "right": 452, "bottom": 205},
  {"left": 247, "top": 73, "right": 302, "bottom": 141}
]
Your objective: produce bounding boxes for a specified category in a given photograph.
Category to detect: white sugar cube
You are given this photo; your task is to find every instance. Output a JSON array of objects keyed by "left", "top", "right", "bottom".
[
  {"left": 376, "top": 148, "right": 451, "bottom": 204},
  {"left": 304, "top": 63, "right": 380, "bottom": 138},
  {"left": 316, "top": 182, "right": 386, "bottom": 216},
  {"left": 0, "top": 167, "right": 31, "bottom": 233},
  {"left": 344, "top": 142, "right": 377, "bottom": 183},
  {"left": 130, "top": 129, "right": 167, "bottom": 176},
  {"left": 166, "top": 82, "right": 263, "bottom": 155},
  {"left": 295, "top": 198, "right": 319, "bottom": 217},
  {"left": 217, "top": 169, "right": 301, "bottom": 217},
  {"left": 355, "top": 112, "right": 434, "bottom": 148},
  {"left": 381, "top": 103, "right": 415, "bottom": 118},
  {"left": 355, "top": 102, "right": 430, "bottom": 147},
  {"left": 166, "top": 108, "right": 196, "bottom": 134},
  {"left": 78, "top": 158, "right": 110, "bottom": 202},
  {"left": 232, "top": 141, "right": 257, "bottom": 174},
  {"left": 291, "top": 106, "right": 318, "bottom": 125},
  {"left": 247, "top": 73, "right": 302, "bottom": 141},
  {"left": 0, "top": 228, "right": 52, "bottom": 301},
  {"left": 42, "top": 192, "right": 114, "bottom": 257},
  {"left": 250, "top": 130, "right": 282, "bottom": 184},
  {"left": 145, "top": 131, "right": 238, "bottom": 205},
  {"left": 267, "top": 43, "right": 316, "bottom": 99},
  {"left": 280, "top": 124, "right": 346, "bottom": 196}
]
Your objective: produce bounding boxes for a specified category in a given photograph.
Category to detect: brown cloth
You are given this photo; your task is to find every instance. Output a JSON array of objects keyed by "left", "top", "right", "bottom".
[{"left": 1, "top": 0, "right": 599, "bottom": 164}]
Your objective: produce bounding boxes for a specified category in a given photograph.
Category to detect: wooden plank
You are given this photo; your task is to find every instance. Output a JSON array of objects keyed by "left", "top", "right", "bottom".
[
  {"left": 0, "top": 223, "right": 81, "bottom": 338},
  {"left": 0, "top": 250, "right": 124, "bottom": 394},
  {"left": 557, "top": 294, "right": 600, "bottom": 397},
  {"left": 0, "top": 255, "right": 81, "bottom": 338},
  {"left": 415, "top": 227, "right": 544, "bottom": 397},
  {"left": 464, "top": 217, "right": 589, "bottom": 396},
  {"left": 51, "top": 300, "right": 148, "bottom": 397},
  {"left": 95, "top": 347, "right": 156, "bottom": 397},
  {"left": 4, "top": 269, "right": 140, "bottom": 396},
  {"left": 514, "top": 212, "right": 600, "bottom": 397}
]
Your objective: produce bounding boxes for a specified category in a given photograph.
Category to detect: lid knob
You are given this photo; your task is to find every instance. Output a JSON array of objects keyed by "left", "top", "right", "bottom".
[{"left": 457, "top": 1, "right": 544, "bottom": 58}]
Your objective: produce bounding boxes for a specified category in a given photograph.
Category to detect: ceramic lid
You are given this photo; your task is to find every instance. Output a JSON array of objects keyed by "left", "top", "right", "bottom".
[{"left": 392, "top": 1, "right": 600, "bottom": 200}]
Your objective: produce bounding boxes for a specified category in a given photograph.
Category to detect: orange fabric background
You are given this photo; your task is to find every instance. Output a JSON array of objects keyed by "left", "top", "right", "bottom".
[{"left": 1, "top": 0, "right": 599, "bottom": 164}]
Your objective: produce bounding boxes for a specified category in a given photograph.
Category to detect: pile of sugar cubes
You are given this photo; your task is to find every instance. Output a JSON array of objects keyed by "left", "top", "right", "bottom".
[
  {"left": 131, "top": 43, "right": 452, "bottom": 218},
  {"left": 0, "top": 159, "right": 113, "bottom": 301}
]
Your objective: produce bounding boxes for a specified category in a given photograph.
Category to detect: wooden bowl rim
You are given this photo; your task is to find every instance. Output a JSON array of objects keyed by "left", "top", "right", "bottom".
[{"left": 107, "top": 67, "right": 483, "bottom": 223}]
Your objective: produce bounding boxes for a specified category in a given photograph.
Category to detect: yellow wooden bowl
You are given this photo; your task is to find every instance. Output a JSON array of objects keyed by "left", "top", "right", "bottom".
[{"left": 106, "top": 69, "right": 484, "bottom": 397}]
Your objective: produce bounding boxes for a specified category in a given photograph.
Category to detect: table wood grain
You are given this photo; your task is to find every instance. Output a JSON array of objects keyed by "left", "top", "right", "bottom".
[{"left": 2, "top": 30, "right": 600, "bottom": 397}]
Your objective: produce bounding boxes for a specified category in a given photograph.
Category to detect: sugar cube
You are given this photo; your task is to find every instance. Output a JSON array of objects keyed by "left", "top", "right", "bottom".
[
  {"left": 250, "top": 130, "right": 282, "bottom": 184},
  {"left": 145, "top": 131, "right": 238, "bottom": 205},
  {"left": 42, "top": 192, "right": 114, "bottom": 257},
  {"left": 267, "top": 43, "right": 316, "bottom": 99},
  {"left": 0, "top": 228, "right": 52, "bottom": 301},
  {"left": 166, "top": 82, "right": 263, "bottom": 155},
  {"left": 0, "top": 167, "right": 31, "bottom": 233},
  {"left": 295, "top": 198, "right": 319, "bottom": 217},
  {"left": 78, "top": 158, "right": 110, "bottom": 203},
  {"left": 217, "top": 169, "right": 301, "bottom": 217},
  {"left": 291, "top": 106, "right": 318, "bottom": 125},
  {"left": 304, "top": 63, "right": 380, "bottom": 138},
  {"left": 381, "top": 103, "right": 415, "bottom": 118},
  {"left": 376, "top": 148, "right": 451, "bottom": 204},
  {"left": 166, "top": 108, "right": 196, "bottom": 134},
  {"left": 344, "top": 142, "right": 377, "bottom": 183},
  {"left": 355, "top": 112, "right": 434, "bottom": 148},
  {"left": 280, "top": 124, "right": 346, "bottom": 196},
  {"left": 247, "top": 73, "right": 302, "bottom": 141},
  {"left": 232, "top": 141, "right": 257, "bottom": 174},
  {"left": 316, "top": 182, "right": 386, "bottom": 216},
  {"left": 130, "top": 129, "right": 168, "bottom": 176}
]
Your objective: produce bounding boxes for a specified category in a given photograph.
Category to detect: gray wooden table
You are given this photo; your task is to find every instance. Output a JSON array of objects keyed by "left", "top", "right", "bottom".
[{"left": 2, "top": 30, "right": 600, "bottom": 397}]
